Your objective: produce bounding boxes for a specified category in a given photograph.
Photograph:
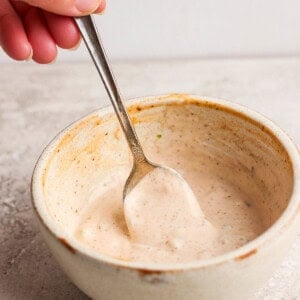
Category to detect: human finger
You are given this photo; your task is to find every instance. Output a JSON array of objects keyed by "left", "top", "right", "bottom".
[
  {"left": 0, "top": 0, "right": 32, "bottom": 60},
  {"left": 20, "top": 0, "right": 104, "bottom": 16},
  {"left": 43, "top": 12, "right": 81, "bottom": 49},
  {"left": 23, "top": 8, "right": 57, "bottom": 63}
]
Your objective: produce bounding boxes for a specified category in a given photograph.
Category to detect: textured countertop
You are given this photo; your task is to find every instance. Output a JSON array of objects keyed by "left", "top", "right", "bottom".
[{"left": 0, "top": 57, "right": 299, "bottom": 299}]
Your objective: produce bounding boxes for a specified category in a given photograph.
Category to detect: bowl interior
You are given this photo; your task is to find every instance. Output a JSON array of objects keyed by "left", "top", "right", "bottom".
[{"left": 37, "top": 95, "right": 294, "bottom": 264}]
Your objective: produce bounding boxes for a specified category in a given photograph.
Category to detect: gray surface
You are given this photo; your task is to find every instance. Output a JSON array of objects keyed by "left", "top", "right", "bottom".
[{"left": 0, "top": 58, "right": 299, "bottom": 299}]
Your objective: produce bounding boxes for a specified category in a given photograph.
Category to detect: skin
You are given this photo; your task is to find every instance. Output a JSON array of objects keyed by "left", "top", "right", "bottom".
[{"left": 0, "top": 0, "right": 106, "bottom": 63}]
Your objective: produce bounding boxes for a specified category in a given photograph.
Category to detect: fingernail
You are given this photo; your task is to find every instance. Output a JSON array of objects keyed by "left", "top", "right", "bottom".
[
  {"left": 76, "top": 0, "right": 99, "bottom": 13},
  {"left": 95, "top": 0, "right": 106, "bottom": 14},
  {"left": 95, "top": 7, "right": 105, "bottom": 15},
  {"left": 25, "top": 47, "right": 33, "bottom": 62}
]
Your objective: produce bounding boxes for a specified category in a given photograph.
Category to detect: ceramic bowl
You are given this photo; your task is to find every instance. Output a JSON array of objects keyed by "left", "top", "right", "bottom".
[{"left": 31, "top": 94, "right": 300, "bottom": 300}]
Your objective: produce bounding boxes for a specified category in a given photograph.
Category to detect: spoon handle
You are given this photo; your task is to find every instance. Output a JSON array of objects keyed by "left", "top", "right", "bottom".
[{"left": 74, "top": 16, "right": 146, "bottom": 162}]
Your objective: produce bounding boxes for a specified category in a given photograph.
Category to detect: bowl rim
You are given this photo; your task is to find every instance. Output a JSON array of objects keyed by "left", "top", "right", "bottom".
[{"left": 31, "top": 93, "right": 300, "bottom": 272}]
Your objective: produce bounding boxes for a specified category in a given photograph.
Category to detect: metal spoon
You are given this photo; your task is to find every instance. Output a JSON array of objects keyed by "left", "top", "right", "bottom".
[{"left": 74, "top": 16, "right": 189, "bottom": 199}]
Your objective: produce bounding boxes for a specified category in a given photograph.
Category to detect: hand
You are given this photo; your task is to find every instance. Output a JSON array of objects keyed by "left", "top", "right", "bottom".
[{"left": 0, "top": 0, "right": 106, "bottom": 63}]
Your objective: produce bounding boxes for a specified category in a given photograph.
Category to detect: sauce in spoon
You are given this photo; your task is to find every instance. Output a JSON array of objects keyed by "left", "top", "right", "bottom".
[{"left": 124, "top": 167, "right": 216, "bottom": 253}]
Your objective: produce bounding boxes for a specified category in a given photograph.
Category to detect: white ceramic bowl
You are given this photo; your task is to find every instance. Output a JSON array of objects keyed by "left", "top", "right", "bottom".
[{"left": 32, "top": 94, "right": 300, "bottom": 300}]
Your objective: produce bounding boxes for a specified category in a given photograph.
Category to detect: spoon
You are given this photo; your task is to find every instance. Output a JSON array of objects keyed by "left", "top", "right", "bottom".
[
  {"left": 74, "top": 16, "right": 193, "bottom": 199},
  {"left": 75, "top": 16, "right": 209, "bottom": 244}
]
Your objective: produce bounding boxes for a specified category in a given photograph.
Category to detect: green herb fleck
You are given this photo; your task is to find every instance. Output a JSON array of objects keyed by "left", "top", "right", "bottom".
[{"left": 156, "top": 134, "right": 162, "bottom": 139}]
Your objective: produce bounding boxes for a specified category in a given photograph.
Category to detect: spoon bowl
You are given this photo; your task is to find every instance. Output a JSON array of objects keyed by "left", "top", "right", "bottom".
[{"left": 123, "top": 159, "right": 156, "bottom": 199}]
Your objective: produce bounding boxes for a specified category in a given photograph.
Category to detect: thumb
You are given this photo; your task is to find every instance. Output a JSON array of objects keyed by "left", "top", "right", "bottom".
[{"left": 20, "top": 0, "right": 104, "bottom": 16}]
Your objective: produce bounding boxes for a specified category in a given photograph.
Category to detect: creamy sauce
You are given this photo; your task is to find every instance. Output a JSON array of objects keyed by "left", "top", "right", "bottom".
[
  {"left": 43, "top": 102, "right": 283, "bottom": 264},
  {"left": 124, "top": 167, "right": 217, "bottom": 257},
  {"left": 73, "top": 165, "right": 264, "bottom": 263}
]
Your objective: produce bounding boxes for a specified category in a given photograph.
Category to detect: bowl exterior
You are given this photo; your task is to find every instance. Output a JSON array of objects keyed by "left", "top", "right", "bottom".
[
  {"left": 32, "top": 94, "right": 300, "bottom": 300},
  {"left": 35, "top": 209, "right": 298, "bottom": 300}
]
